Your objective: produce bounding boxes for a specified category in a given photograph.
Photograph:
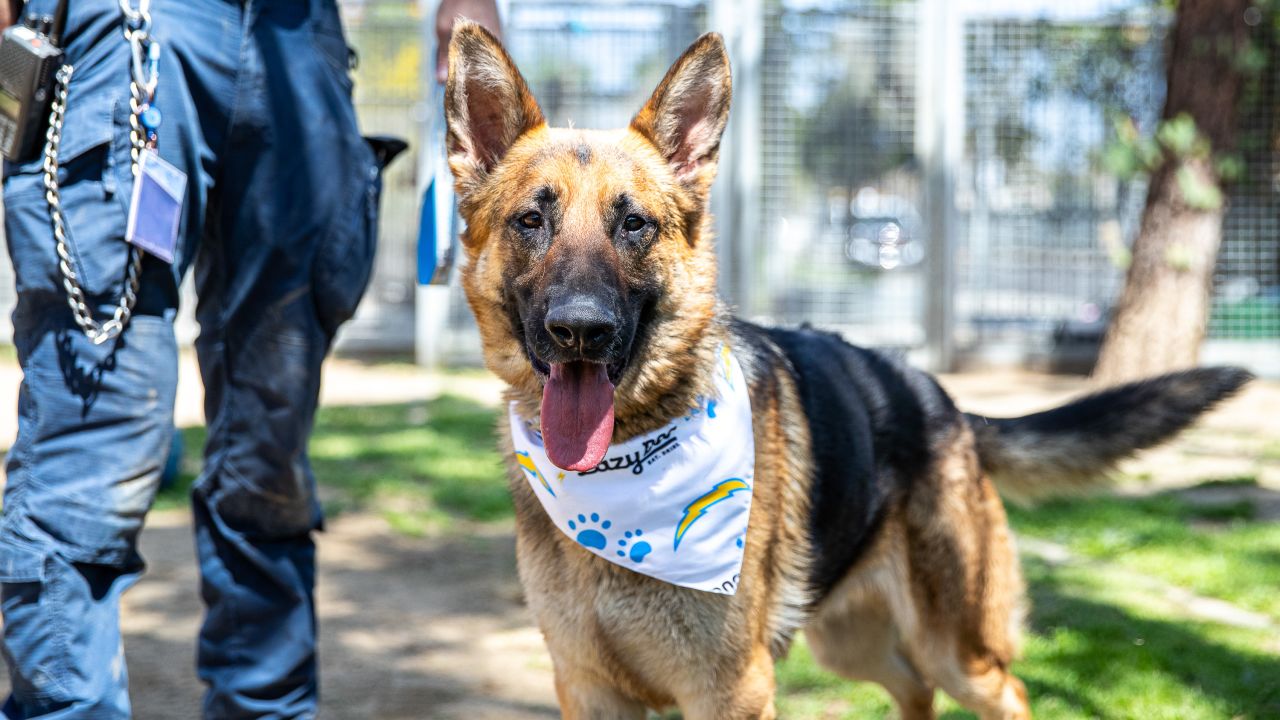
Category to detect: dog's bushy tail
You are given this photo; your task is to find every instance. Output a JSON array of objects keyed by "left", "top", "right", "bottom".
[{"left": 966, "top": 367, "right": 1253, "bottom": 504}]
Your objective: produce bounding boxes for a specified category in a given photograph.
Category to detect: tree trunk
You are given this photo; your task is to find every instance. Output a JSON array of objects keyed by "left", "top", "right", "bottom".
[{"left": 1092, "top": 0, "right": 1252, "bottom": 385}]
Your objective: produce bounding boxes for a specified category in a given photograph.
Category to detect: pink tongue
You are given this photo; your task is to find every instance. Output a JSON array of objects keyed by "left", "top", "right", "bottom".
[{"left": 541, "top": 362, "right": 616, "bottom": 472}]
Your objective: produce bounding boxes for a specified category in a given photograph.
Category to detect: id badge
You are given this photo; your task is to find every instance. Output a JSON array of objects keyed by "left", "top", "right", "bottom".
[{"left": 125, "top": 149, "right": 186, "bottom": 264}]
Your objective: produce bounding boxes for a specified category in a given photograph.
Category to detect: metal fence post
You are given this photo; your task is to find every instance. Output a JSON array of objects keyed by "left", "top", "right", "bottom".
[
  {"left": 416, "top": 0, "right": 445, "bottom": 367},
  {"left": 917, "top": 0, "right": 961, "bottom": 372},
  {"left": 710, "top": 0, "right": 763, "bottom": 315}
]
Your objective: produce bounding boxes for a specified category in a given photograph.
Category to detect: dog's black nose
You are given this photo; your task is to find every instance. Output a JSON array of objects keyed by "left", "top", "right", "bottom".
[{"left": 545, "top": 297, "right": 620, "bottom": 353}]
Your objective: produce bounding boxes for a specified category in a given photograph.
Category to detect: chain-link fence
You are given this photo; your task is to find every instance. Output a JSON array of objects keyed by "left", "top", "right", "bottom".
[
  {"left": 757, "top": 0, "right": 925, "bottom": 348},
  {"left": 334, "top": 2, "right": 425, "bottom": 353},
  {"left": 411, "top": 0, "right": 1276, "bottom": 374},
  {"left": 1215, "top": 21, "right": 1280, "bottom": 343},
  {"left": 954, "top": 5, "right": 1168, "bottom": 366},
  {"left": 1, "top": 0, "right": 1275, "bottom": 374}
]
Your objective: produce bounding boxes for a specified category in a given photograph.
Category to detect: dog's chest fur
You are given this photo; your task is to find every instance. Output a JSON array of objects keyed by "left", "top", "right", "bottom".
[
  {"left": 498, "top": 332, "right": 816, "bottom": 703},
  {"left": 514, "top": 516, "right": 756, "bottom": 703}
]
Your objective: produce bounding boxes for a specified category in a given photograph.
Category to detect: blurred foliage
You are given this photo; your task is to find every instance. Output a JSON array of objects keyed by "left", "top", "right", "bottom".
[
  {"left": 345, "top": 3, "right": 424, "bottom": 102},
  {"left": 786, "top": 11, "right": 916, "bottom": 190},
  {"left": 1049, "top": 21, "right": 1165, "bottom": 113},
  {"left": 525, "top": 56, "right": 588, "bottom": 122},
  {"left": 1103, "top": 112, "right": 1229, "bottom": 210},
  {"left": 960, "top": 18, "right": 1169, "bottom": 171},
  {"left": 798, "top": 83, "right": 913, "bottom": 190},
  {"left": 1098, "top": 0, "right": 1279, "bottom": 210}
]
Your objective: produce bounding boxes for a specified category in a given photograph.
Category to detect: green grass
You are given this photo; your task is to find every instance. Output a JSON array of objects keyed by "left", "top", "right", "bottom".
[
  {"left": 158, "top": 395, "right": 509, "bottom": 530},
  {"left": 152, "top": 424, "right": 207, "bottom": 510},
  {"left": 158, "top": 397, "right": 1280, "bottom": 718},
  {"left": 306, "top": 397, "right": 509, "bottom": 524},
  {"left": 1006, "top": 489, "right": 1280, "bottom": 622}
]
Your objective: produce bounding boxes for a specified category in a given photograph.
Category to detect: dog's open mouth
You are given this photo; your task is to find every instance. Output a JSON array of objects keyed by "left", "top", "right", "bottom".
[{"left": 539, "top": 360, "right": 616, "bottom": 472}]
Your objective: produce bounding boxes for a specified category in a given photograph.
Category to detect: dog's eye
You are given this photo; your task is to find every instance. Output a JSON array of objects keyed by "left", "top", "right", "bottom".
[
  {"left": 519, "top": 211, "right": 543, "bottom": 229},
  {"left": 622, "top": 214, "right": 646, "bottom": 232}
]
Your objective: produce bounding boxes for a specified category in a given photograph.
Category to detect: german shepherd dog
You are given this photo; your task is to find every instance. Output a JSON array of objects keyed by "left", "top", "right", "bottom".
[{"left": 443, "top": 22, "right": 1252, "bottom": 719}]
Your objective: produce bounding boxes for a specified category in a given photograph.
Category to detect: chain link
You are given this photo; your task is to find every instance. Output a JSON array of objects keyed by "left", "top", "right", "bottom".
[
  {"left": 43, "top": 1, "right": 156, "bottom": 345},
  {"left": 118, "top": 0, "right": 151, "bottom": 37}
]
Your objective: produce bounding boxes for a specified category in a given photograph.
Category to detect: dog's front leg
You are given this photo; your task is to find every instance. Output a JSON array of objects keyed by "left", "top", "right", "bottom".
[
  {"left": 677, "top": 644, "right": 778, "bottom": 720},
  {"left": 554, "top": 671, "right": 647, "bottom": 720}
]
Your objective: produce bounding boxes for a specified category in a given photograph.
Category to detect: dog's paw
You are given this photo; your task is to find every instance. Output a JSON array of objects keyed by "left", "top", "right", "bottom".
[
  {"left": 568, "top": 513, "right": 612, "bottom": 550},
  {"left": 616, "top": 529, "right": 652, "bottom": 564}
]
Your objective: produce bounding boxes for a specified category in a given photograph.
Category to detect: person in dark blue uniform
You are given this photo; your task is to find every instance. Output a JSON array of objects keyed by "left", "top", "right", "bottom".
[{"left": 0, "top": 0, "right": 395, "bottom": 716}]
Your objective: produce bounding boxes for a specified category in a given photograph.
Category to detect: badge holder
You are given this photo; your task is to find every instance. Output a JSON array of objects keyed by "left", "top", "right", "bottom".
[
  {"left": 123, "top": 20, "right": 185, "bottom": 265},
  {"left": 126, "top": 146, "right": 185, "bottom": 264}
]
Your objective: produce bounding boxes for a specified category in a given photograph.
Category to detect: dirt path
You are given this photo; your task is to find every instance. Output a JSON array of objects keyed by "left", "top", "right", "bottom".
[
  {"left": 0, "top": 358, "right": 1275, "bottom": 717},
  {"left": 120, "top": 511, "right": 558, "bottom": 720}
]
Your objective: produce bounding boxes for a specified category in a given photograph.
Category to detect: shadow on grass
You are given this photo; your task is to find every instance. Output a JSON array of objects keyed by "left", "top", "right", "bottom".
[
  {"left": 157, "top": 395, "right": 509, "bottom": 525},
  {"left": 1021, "top": 558, "right": 1280, "bottom": 719}
]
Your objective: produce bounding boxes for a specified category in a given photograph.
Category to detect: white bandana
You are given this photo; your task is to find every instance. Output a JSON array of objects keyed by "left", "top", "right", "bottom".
[{"left": 509, "top": 346, "right": 755, "bottom": 594}]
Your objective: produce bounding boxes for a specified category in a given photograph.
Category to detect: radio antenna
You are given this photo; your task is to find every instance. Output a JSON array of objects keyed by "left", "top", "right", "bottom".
[{"left": 49, "top": 0, "right": 69, "bottom": 45}]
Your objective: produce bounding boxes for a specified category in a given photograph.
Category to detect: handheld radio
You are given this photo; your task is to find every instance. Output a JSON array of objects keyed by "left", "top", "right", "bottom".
[{"left": 0, "top": 0, "right": 69, "bottom": 162}]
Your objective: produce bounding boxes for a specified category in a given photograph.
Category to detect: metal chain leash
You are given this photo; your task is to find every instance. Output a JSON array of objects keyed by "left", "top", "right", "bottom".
[{"left": 40, "top": 0, "right": 156, "bottom": 345}]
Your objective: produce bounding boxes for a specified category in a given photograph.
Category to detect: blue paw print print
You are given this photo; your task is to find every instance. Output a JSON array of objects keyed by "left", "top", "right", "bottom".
[
  {"left": 568, "top": 513, "right": 611, "bottom": 550},
  {"left": 616, "top": 529, "right": 652, "bottom": 564},
  {"left": 684, "top": 395, "right": 718, "bottom": 422}
]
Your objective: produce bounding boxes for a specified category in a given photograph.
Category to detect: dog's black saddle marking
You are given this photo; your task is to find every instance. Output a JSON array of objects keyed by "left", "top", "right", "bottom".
[{"left": 738, "top": 321, "right": 962, "bottom": 601}]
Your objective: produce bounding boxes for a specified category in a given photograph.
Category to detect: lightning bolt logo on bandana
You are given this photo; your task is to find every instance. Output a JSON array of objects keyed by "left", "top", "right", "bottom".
[
  {"left": 721, "top": 343, "right": 735, "bottom": 389},
  {"left": 516, "top": 450, "right": 555, "bottom": 497},
  {"left": 674, "top": 478, "right": 751, "bottom": 551}
]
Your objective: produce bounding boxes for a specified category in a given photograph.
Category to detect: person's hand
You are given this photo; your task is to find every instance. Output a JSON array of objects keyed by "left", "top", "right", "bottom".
[{"left": 435, "top": 0, "right": 501, "bottom": 83}]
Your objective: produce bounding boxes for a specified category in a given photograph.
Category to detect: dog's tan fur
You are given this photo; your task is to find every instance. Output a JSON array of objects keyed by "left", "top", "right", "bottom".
[{"left": 444, "top": 22, "right": 1137, "bottom": 719}]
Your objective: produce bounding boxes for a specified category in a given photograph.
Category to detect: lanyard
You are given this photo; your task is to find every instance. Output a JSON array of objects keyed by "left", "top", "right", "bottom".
[{"left": 120, "top": 0, "right": 161, "bottom": 149}]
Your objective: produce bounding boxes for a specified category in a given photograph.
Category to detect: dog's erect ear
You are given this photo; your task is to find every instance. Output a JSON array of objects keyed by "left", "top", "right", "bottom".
[
  {"left": 630, "top": 33, "right": 731, "bottom": 196},
  {"left": 445, "top": 21, "right": 545, "bottom": 193}
]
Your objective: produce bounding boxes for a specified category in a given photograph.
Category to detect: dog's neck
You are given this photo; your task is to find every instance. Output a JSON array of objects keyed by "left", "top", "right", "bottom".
[{"left": 506, "top": 306, "right": 731, "bottom": 444}]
